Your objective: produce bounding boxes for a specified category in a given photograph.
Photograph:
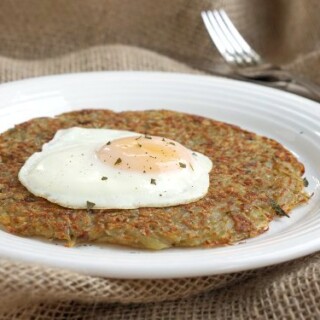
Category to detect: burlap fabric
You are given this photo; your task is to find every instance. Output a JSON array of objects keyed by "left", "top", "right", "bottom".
[{"left": 0, "top": 1, "right": 320, "bottom": 319}]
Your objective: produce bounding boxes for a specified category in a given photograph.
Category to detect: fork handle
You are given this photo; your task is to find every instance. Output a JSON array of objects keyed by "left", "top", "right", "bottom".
[
  {"left": 235, "top": 64, "right": 320, "bottom": 101},
  {"left": 195, "top": 63, "right": 320, "bottom": 102}
]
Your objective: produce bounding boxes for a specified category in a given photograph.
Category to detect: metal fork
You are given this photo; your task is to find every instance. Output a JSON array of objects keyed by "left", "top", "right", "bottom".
[
  {"left": 201, "top": 9, "right": 262, "bottom": 67},
  {"left": 201, "top": 9, "right": 320, "bottom": 100}
]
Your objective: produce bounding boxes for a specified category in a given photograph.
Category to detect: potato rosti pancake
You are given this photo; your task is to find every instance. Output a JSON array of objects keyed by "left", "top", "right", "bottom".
[{"left": 0, "top": 109, "right": 309, "bottom": 249}]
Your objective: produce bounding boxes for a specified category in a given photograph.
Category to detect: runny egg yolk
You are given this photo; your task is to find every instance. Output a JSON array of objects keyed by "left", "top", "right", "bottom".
[{"left": 97, "top": 135, "right": 195, "bottom": 173}]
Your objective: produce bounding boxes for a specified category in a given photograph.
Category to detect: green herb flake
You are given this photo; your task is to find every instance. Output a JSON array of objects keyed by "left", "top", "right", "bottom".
[
  {"left": 145, "top": 135, "right": 152, "bottom": 139},
  {"left": 135, "top": 136, "right": 142, "bottom": 140},
  {"left": 114, "top": 158, "right": 122, "bottom": 165},
  {"left": 270, "top": 199, "right": 289, "bottom": 218},
  {"left": 303, "top": 177, "right": 309, "bottom": 187},
  {"left": 189, "top": 163, "right": 194, "bottom": 171},
  {"left": 137, "top": 143, "right": 142, "bottom": 148},
  {"left": 179, "top": 162, "right": 186, "bottom": 168},
  {"left": 151, "top": 178, "right": 157, "bottom": 185},
  {"left": 169, "top": 142, "right": 175, "bottom": 146},
  {"left": 86, "top": 201, "right": 96, "bottom": 211},
  {"left": 101, "top": 176, "right": 108, "bottom": 181},
  {"left": 106, "top": 141, "right": 111, "bottom": 145}
]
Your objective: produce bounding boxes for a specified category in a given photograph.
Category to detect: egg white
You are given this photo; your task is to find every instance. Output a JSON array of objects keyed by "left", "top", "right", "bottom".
[{"left": 18, "top": 127, "right": 212, "bottom": 209}]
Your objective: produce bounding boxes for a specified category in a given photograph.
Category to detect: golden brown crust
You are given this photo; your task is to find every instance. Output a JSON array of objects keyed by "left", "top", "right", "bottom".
[{"left": 0, "top": 109, "right": 309, "bottom": 249}]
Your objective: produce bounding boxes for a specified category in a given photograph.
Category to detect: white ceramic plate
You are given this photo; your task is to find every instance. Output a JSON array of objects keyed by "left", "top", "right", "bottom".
[{"left": 0, "top": 72, "right": 319, "bottom": 279}]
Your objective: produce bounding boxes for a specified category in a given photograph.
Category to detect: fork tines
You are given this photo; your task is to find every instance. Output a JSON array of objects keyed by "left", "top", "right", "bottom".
[{"left": 201, "top": 9, "right": 262, "bottom": 66}]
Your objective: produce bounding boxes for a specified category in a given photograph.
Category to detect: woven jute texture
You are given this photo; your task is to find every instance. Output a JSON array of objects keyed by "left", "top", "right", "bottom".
[
  {"left": 1, "top": 0, "right": 320, "bottom": 83},
  {"left": 0, "top": 0, "right": 320, "bottom": 319}
]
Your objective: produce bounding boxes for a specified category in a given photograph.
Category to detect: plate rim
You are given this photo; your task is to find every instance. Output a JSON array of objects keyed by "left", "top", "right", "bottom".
[{"left": 0, "top": 70, "right": 318, "bottom": 102}]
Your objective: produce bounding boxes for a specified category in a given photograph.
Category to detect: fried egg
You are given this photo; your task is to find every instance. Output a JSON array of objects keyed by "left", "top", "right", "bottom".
[{"left": 18, "top": 127, "right": 212, "bottom": 209}]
